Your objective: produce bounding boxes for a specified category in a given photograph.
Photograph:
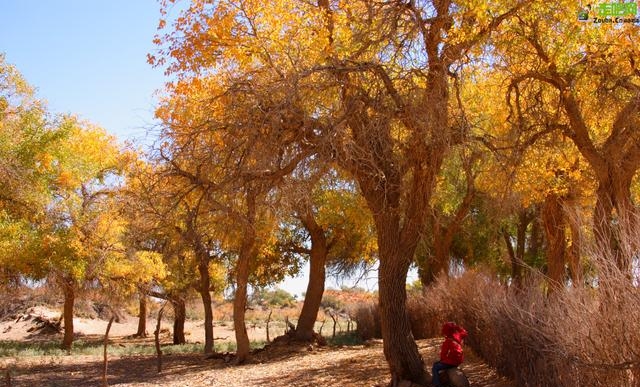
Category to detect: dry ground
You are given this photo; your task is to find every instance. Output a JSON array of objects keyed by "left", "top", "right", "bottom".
[
  {"left": 0, "top": 306, "right": 270, "bottom": 344},
  {"left": 0, "top": 307, "right": 514, "bottom": 387},
  {"left": 1, "top": 338, "right": 513, "bottom": 387}
]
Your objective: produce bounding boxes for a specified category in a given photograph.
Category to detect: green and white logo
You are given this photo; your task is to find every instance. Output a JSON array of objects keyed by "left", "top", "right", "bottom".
[{"left": 578, "top": 1, "right": 639, "bottom": 23}]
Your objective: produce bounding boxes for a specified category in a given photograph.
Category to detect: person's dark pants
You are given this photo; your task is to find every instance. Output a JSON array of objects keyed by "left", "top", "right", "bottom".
[{"left": 432, "top": 361, "right": 456, "bottom": 386}]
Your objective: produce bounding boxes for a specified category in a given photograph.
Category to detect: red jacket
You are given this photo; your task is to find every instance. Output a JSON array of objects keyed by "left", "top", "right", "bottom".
[{"left": 439, "top": 323, "right": 467, "bottom": 366}]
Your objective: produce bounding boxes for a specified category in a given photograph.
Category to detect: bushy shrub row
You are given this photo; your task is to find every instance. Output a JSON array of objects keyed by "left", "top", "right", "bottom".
[{"left": 354, "top": 260, "right": 640, "bottom": 386}]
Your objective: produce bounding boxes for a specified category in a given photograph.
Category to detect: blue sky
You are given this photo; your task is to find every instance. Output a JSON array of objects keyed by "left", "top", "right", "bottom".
[{"left": 0, "top": 0, "right": 166, "bottom": 143}]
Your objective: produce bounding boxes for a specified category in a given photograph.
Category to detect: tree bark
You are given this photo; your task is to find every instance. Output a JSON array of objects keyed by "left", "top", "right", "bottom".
[
  {"left": 593, "top": 171, "right": 636, "bottom": 275},
  {"left": 233, "top": 191, "right": 257, "bottom": 364},
  {"left": 135, "top": 292, "right": 147, "bottom": 337},
  {"left": 62, "top": 279, "right": 76, "bottom": 350},
  {"left": 503, "top": 208, "right": 534, "bottom": 287},
  {"left": 172, "top": 298, "right": 186, "bottom": 345},
  {"left": 558, "top": 85, "right": 639, "bottom": 276},
  {"left": 181, "top": 206, "right": 216, "bottom": 354},
  {"left": 543, "top": 193, "right": 566, "bottom": 291},
  {"left": 377, "top": 219, "right": 427, "bottom": 385},
  {"left": 234, "top": 245, "right": 251, "bottom": 362},
  {"left": 197, "top": 256, "right": 214, "bottom": 354},
  {"left": 566, "top": 210, "right": 582, "bottom": 285},
  {"left": 295, "top": 208, "right": 328, "bottom": 341}
]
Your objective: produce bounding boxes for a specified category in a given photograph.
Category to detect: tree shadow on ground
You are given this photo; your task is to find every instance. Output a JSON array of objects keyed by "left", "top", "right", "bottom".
[
  {"left": 4, "top": 340, "right": 325, "bottom": 387},
  {"left": 2, "top": 338, "right": 516, "bottom": 387},
  {"left": 252, "top": 340, "right": 515, "bottom": 387},
  {"left": 252, "top": 349, "right": 388, "bottom": 387},
  {"left": 6, "top": 352, "right": 211, "bottom": 387}
]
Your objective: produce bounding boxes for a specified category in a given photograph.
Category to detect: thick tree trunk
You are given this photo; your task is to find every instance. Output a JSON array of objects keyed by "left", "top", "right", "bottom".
[
  {"left": 296, "top": 210, "right": 328, "bottom": 341},
  {"left": 377, "top": 220, "right": 427, "bottom": 385},
  {"left": 567, "top": 212, "right": 582, "bottom": 285},
  {"left": 593, "top": 173, "right": 636, "bottom": 276},
  {"left": 233, "top": 192, "right": 257, "bottom": 364},
  {"left": 62, "top": 279, "right": 76, "bottom": 350},
  {"left": 198, "top": 259, "right": 214, "bottom": 354},
  {"left": 135, "top": 292, "right": 147, "bottom": 337},
  {"left": 234, "top": 248, "right": 251, "bottom": 362},
  {"left": 172, "top": 298, "right": 186, "bottom": 345},
  {"left": 295, "top": 245, "right": 327, "bottom": 341},
  {"left": 543, "top": 193, "right": 566, "bottom": 291},
  {"left": 561, "top": 91, "right": 638, "bottom": 276}
]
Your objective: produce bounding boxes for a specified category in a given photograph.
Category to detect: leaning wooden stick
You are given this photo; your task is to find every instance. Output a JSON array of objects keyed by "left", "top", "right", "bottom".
[
  {"left": 103, "top": 315, "right": 115, "bottom": 387},
  {"left": 154, "top": 303, "right": 167, "bottom": 373}
]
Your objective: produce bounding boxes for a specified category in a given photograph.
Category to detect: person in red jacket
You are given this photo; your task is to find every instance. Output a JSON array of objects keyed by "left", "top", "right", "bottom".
[{"left": 432, "top": 322, "right": 468, "bottom": 387}]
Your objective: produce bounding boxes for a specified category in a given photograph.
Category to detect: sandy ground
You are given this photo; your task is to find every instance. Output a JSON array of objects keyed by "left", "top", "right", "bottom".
[
  {"left": 0, "top": 306, "right": 277, "bottom": 344},
  {"left": 0, "top": 307, "right": 514, "bottom": 387},
  {"left": 1, "top": 338, "right": 514, "bottom": 387}
]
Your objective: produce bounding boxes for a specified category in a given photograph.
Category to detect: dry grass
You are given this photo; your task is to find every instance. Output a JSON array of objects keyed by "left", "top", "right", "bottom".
[
  {"left": 411, "top": 262, "right": 640, "bottom": 387},
  {"left": 354, "top": 249, "right": 640, "bottom": 386}
]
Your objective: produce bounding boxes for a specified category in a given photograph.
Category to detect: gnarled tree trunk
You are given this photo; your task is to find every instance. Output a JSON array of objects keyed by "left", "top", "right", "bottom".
[
  {"left": 172, "top": 298, "right": 186, "bottom": 345},
  {"left": 295, "top": 208, "right": 328, "bottom": 341},
  {"left": 593, "top": 170, "right": 636, "bottom": 275},
  {"left": 62, "top": 278, "right": 76, "bottom": 350},
  {"left": 198, "top": 258, "right": 214, "bottom": 354},
  {"left": 135, "top": 292, "right": 147, "bottom": 337},
  {"left": 543, "top": 193, "right": 567, "bottom": 292},
  {"left": 377, "top": 215, "right": 427, "bottom": 385},
  {"left": 233, "top": 191, "right": 257, "bottom": 363},
  {"left": 566, "top": 210, "right": 582, "bottom": 285}
]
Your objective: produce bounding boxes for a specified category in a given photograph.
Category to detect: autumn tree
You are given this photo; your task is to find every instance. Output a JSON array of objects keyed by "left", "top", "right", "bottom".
[
  {"left": 153, "top": 73, "right": 308, "bottom": 362},
  {"left": 0, "top": 56, "right": 72, "bottom": 288},
  {"left": 151, "top": 0, "right": 526, "bottom": 381},
  {"left": 125, "top": 159, "right": 229, "bottom": 349},
  {"left": 415, "top": 147, "right": 479, "bottom": 286},
  {"left": 495, "top": 1, "right": 640, "bottom": 275},
  {"left": 2, "top": 118, "right": 134, "bottom": 350},
  {"left": 278, "top": 168, "right": 377, "bottom": 341}
]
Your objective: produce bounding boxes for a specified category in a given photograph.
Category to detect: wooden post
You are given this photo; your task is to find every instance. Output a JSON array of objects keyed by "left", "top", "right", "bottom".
[{"left": 102, "top": 316, "right": 115, "bottom": 387}]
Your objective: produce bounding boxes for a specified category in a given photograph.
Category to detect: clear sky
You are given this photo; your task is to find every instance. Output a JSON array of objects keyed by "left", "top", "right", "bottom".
[{"left": 0, "top": 0, "right": 166, "bottom": 143}]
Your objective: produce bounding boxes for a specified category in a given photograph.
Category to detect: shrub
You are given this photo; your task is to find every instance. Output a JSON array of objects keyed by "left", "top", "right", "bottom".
[
  {"left": 251, "top": 288, "right": 296, "bottom": 308},
  {"left": 413, "top": 262, "right": 640, "bottom": 387},
  {"left": 355, "top": 249, "right": 640, "bottom": 387},
  {"left": 353, "top": 302, "right": 381, "bottom": 340}
]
